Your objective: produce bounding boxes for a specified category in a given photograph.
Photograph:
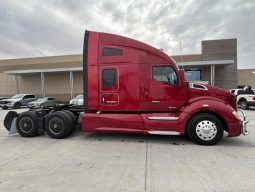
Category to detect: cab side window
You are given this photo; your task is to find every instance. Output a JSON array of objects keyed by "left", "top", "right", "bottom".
[
  {"left": 102, "top": 69, "right": 116, "bottom": 86},
  {"left": 152, "top": 66, "right": 178, "bottom": 86}
]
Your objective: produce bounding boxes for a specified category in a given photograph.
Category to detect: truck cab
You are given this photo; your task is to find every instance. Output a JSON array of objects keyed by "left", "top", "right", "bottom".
[{"left": 82, "top": 31, "right": 248, "bottom": 145}]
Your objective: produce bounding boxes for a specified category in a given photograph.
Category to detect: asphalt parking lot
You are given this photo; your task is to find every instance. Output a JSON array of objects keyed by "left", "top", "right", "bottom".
[{"left": 0, "top": 109, "right": 255, "bottom": 192}]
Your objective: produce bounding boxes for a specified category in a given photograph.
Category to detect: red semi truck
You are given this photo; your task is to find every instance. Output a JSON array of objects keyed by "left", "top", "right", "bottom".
[{"left": 4, "top": 31, "right": 249, "bottom": 145}]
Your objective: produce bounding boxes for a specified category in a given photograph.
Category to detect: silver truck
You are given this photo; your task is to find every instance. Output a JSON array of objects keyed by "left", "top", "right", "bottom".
[{"left": 0, "top": 94, "right": 37, "bottom": 109}]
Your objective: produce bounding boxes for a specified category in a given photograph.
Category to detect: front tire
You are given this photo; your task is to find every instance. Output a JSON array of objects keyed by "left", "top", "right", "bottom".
[{"left": 187, "top": 113, "right": 224, "bottom": 145}]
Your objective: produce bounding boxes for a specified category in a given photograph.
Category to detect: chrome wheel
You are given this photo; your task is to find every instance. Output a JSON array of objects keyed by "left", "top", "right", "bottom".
[
  {"left": 240, "top": 101, "right": 248, "bottom": 110},
  {"left": 196, "top": 120, "right": 217, "bottom": 141}
]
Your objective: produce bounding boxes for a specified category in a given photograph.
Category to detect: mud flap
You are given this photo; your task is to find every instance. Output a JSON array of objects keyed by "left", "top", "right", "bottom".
[
  {"left": 4, "top": 111, "right": 17, "bottom": 131},
  {"left": 9, "top": 117, "right": 18, "bottom": 135},
  {"left": 3, "top": 111, "right": 18, "bottom": 135}
]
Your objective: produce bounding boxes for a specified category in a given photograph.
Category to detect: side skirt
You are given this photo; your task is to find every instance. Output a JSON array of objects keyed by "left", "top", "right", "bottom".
[{"left": 148, "top": 131, "right": 180, "bottom": 135}]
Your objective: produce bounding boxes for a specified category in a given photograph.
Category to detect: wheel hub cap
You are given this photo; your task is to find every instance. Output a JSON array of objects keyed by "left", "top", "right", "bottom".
[
  {"left": 49, "top": 117, "right": 64, "bottom": 134},
  {"left": 19, "top": 117, "right": 33, "bottom": 133},
  {"left": 196, "top": 120, "right": 217, "bottom": 141}
]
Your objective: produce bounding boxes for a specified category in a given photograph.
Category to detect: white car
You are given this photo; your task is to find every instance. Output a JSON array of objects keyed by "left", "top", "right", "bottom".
[
  {"left": 229, "top": 89, "right": 243, "bottom": 95},
  {"left": 69, "top": 94, "right": 83, "bottom": 106}
]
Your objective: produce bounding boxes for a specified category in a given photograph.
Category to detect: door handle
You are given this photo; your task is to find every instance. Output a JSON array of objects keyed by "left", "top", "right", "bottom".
[{"left": 152, "top": 100, "right": 160, "bottom": 103}]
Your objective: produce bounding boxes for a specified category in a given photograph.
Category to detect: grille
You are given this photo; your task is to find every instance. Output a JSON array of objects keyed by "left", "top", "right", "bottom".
[{"left": 0, "top": 101, "right": 10, "bottom": 104}]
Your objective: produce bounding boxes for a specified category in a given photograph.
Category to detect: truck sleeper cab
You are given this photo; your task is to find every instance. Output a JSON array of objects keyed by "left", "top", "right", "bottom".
[
  {"left": 81, "top": 31, "right": 248, "bottom": 145},
  {"left": 3, "top": 31, "right": 249, "bottom": 145}
]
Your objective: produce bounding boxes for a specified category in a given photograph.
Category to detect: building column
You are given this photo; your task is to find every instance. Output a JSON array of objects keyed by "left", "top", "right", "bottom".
[
  {"left": 210, "top": 65, "right": 215, "bottom": 86},
  {"left": 15, "top": 74, "right": 19, "bottom": 95},
  {"left": 41, "top": 72, "right": 45, "bottom": 98},
  {"left": 70, "top": 71, "right": 74, "bottom": 99}
]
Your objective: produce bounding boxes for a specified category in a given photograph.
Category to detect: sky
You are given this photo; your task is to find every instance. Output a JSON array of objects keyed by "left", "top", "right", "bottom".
[{"left": 0, "top": 0, "right": 254, "bottom": 69}]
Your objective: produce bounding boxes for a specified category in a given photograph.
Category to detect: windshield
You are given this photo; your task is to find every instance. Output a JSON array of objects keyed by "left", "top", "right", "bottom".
[
  {"left": 75, "top": 95, "right": 83, "bottom": 99},
  {"left": 35, "top": 98, "right": 47, "bottom": 102},
  {"left": 11, "top": 94, "right": 24, "bottom": 99}
]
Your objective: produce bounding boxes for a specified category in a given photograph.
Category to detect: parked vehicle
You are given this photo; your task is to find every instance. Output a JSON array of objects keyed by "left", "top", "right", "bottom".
[
  {"left": 28, "top": 97, "right": 60, "bottom": 109},
  {"left": 3, "top": 31, "right": 249, "bottom": 145},
  {"left": 0, "top": 94, "right": 36, "bottom": 109},
  {"left": 229, "top": 89, "right": 243, "bottom": 95},
  {"left": 230, "top": 87, "right": 255, "bottom": 110},
  {"left": 69, "top": 95, "right": 83, "bottom": 106},
  {"left": 237, "top": 94, "right": 255, "bottom": 110},
  {"left": 0, "top": 97, "right": 7, "bottom": 101}
]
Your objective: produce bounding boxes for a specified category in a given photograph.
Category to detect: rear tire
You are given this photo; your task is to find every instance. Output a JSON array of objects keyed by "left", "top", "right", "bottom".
[
  {"left": 187, "top": 113, "right": 224, "bottom": 145},
  {"left": 45, "top": 111, "right": 73, "bottom": 139},
  {"left": 62, "top": 110, "right": 77, "bottom": 133},
  {"left": 240, "top": 100, "right": 249, "bottom": 110},
  {"left": 16, "top": 111, "right": 39, "bottom": 137}
]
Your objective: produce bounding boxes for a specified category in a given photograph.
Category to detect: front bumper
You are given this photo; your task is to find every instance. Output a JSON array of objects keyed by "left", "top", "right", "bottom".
[
  {"left": 0, "top": 104, "right": 6, "bottom": 108},
  {"left": 238, "top": 109, "right": 249, "bottom": 135},
  {"left": 28, "top": 104, "right": 39, "bottom": 108},
  {"left": 1, "top": 103, "right": 15, "bottom": 108}
]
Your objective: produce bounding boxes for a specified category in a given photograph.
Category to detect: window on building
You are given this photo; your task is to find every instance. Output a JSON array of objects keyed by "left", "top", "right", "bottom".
[
  {"left": 152, "top": 66, "right": 178, "bottom": 85},
  {"left": 102, "top": 69, "right": 116, "bottom": 86},
  {"left": 102, "top": 48, "right": 123, "bottom": 56},
  {"left": 185, "top": 69, "right": 201, "bottom": 81}
]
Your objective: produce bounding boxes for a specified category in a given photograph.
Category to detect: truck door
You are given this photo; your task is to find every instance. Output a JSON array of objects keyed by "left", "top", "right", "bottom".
[
  {"left": 99, "top": 67, "right": 119, "bottom": 107},
  {"left": 149, "top": 65, "right": 187, "bottom": 111}
]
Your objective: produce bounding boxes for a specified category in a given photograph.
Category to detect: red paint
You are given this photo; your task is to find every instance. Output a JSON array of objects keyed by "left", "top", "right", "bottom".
[{"left": 82, "top": 31, "right": 242, "bottom": 138}]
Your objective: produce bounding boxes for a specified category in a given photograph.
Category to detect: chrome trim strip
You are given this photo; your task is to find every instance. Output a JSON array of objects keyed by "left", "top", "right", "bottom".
[
  {"left": 147, "top": 116, "right": 179, "bottom": 120},
  {"left": 238, "top": 109, "right": 249, "bottom": 136},
  {"left": 148, "top": 131, "right": 180, "bottom": 135},
  {"left": 151, "top": 100, "right": 160, "bottom": 103},
  {"left": 190, "top": 83, "right": 208, "bottom": 91}
]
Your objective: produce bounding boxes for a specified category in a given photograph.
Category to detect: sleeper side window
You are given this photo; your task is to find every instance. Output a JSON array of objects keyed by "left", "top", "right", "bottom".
[
  {"left": 102, "top": 48, "right": 123, "bottom": 56},
  {"left": 153, "top": 66, "right": 178, "bottom": 86}
]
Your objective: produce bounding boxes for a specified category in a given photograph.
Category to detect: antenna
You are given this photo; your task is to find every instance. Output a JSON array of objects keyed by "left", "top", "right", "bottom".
[{"left": 179, "top": 40, "right": 184, "bottom": 69}]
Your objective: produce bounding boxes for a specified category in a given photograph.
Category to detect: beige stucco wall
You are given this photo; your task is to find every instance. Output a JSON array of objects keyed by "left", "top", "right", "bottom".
[
  {"left": 19, "top": 75, "right": 41, "bottom": 96},
  {"left": 0, "top": 71, "right": 83, "bottom": 101},
  {"left": 17, "top": 72, "right": 83, "bottom": 101},
  {"left": 172, "top": 54, "right": 202, "bottom": 62},
  {"left": 238, "top": 69, "right": 255, "bottom": 89},
  {"left": 0, "top": 54, "right": 83, "bottom": 100},
  {"left": 0, "top": 54, "right": 82, "bottom": 73},
  {"left": 73, "top": 72, "right": 83, "bottom": 95},
  {"left": 0, "top": 73, "right": 16, "bottom": 97}
]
